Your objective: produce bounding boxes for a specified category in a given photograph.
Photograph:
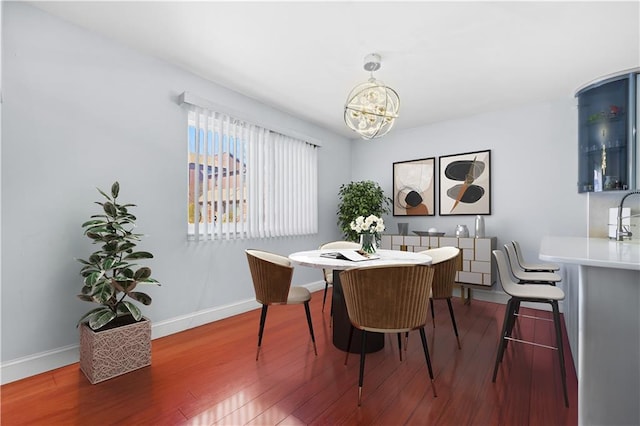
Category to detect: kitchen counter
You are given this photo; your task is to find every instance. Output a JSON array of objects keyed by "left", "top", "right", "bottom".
[
  {"left": 539, "top": 236, "right": 640, "bottom": 426},
  {"left": 540, "top": 236, "right": 640, "bottom": 270}
]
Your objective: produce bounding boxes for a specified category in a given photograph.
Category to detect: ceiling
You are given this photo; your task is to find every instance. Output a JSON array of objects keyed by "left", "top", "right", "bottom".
[{"left": 31, "top": 1, "right": 640, "bottom": 139}]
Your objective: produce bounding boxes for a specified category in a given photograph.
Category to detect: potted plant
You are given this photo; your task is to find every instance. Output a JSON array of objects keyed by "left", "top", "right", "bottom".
[
  {"left": 337, "top": 180, "right": 392, "bottom": 242},
  {"left": 76, "top": 181, "right": 160, "bottom": 383}
]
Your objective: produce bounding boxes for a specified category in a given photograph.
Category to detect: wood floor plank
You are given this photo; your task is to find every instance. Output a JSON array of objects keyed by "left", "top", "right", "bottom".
[{"left": 0, "top": 289, "right": 577, "bottom": 426}]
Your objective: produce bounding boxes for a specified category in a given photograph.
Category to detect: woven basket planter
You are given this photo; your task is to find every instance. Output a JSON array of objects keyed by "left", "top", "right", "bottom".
[{"left": 79, "top": 317, "right": 151, "bottom": 384}]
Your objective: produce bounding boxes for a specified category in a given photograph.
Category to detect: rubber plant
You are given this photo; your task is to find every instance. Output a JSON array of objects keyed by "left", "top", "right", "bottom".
[
  {"left": 337, "top": 180, "right": 392, "bottom": 242},
  {"left": 77, "top": 181, "right": 160, "bottom": 331}
]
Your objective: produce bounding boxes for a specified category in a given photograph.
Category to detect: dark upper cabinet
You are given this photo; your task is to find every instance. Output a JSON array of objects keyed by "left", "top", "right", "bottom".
[{"left": 576, "top": 69, "right": 638, "bottom": 193}]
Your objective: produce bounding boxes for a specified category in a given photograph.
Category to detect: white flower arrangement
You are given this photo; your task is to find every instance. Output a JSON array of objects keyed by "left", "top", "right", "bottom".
[{"left": 349, "top": 215, "right": 385, "bottom": 234}]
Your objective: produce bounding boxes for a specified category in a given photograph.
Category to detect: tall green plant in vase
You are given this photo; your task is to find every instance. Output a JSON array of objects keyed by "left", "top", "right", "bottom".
[
  {"left": 337, "top": 180, "right": 392, "bottom": 242},
  {"left": 77, "top": 181, "right": 160, "bottom": 331}
]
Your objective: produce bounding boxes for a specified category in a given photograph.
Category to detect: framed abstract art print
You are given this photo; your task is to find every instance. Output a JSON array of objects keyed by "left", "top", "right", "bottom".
[
  {"left": 393, "top": 157, "right": 435, "bottom": 216},
  {"left": 439, "top": 150, "right": 491, "bottom": 216}
]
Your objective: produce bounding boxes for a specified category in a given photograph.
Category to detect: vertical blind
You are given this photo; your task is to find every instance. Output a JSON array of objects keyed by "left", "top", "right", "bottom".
[{"left": 187, "top": 107, "right": 318, "bottom": 241}]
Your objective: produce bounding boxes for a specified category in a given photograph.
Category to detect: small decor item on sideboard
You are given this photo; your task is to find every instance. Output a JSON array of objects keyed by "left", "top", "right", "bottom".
[
  {"left": 474, "top": 215, "right": 485, "bottom": 238},
  {"left": 455, "top": 224, "right": 469, "bottom": 238}
]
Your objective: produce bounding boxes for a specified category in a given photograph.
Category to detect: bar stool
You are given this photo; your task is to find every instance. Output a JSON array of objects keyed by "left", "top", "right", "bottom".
[
  {"left": 492, "top": 249, "right": 569, "bottom": 407},
  {"left": 504, "top": 243, "right": 561, "bottom": 285},
  {"left": 511, "top": 240, "right": 560, "bottom": 272}
]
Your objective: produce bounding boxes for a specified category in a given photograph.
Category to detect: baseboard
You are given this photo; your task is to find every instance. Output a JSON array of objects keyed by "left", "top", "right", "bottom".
[{"left": 1, "top": 281, "right": 326, "bottom": 385}]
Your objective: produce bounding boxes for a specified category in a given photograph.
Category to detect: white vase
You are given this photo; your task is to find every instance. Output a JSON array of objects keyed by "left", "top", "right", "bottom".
[{"left": 474, "top": 215, "right": 485, "bottom": 238}]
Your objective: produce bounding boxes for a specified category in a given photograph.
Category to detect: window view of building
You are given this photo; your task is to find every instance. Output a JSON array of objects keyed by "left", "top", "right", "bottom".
[{"left": 187, "top": 109, "right": 318, "bottom": 241}]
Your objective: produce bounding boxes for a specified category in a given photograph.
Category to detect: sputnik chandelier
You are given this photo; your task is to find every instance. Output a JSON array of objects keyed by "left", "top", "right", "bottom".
[{"left": 344, "top": 53, "right": 400, "bottom": 140}]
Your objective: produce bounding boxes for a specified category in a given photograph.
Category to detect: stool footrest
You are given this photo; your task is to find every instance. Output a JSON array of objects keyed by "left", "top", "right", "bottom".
[
  {"left": 515, "top": 313, "right": 553, "bottom": 322},
  {"left": 504, "top": 336, "right": 557, "bottom": 350}
]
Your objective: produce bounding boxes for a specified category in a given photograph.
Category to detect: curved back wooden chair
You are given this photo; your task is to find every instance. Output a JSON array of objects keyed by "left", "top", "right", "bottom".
[
  {"left": 246, "top": 249, "right": 318, "bottom": 360},
  {"left": 511, "top": 240, "right": 560, "bottom": 272},
  {"left": 504, "top": 243, "right": 561, "bottom": 285},
  {"left": 318, "top": 240, "right": 361, "bottom": 313},
  {"left": 492, "top": 249, "right": 569, "bottom": 407},
  {"left": 418, "top": 247, "right": 463, "bottom": 349},
  {"left": 340, "top": 264, "right": 437, "bottom": 406}
]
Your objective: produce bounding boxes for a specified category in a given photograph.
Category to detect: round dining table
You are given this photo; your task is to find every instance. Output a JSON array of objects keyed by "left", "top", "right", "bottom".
[{"left": 289, "top": 248, "right": 432, "bottom": 353}]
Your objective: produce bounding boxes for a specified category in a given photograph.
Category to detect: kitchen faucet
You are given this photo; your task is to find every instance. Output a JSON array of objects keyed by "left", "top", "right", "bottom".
[{"left": 616, "top": 190, "right": 640, "bottom": 241}]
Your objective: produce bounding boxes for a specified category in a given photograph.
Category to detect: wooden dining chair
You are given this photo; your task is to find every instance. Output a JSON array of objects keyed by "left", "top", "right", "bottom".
[
  {"left": 418, "top": 246, "right": 463, "bottom": 349},
  {"left": 245, "top": 249, "right": 318, "bottom": 360},
  {"left": 340, "top": 264, "right": 437, "bottom": 406}
]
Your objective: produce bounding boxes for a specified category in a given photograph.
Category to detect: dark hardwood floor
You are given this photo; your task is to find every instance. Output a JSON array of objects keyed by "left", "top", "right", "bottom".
[{"left": 1, "top": 289, "right": 577, "bottom": 425}]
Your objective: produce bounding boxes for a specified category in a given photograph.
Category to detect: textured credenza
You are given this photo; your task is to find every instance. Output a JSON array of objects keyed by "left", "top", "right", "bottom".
[{"left": 380, "top": 235, "right": 497, "bottom": 296}]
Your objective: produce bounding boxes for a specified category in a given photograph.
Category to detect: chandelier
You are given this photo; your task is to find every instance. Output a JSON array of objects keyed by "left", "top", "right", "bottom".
[{"left": 344, "top": 53, "right": 400, "bottom": 140}]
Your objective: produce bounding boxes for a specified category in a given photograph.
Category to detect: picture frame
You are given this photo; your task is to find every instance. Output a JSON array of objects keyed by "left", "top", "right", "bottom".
[
  {"left": 439, "top": 149, "right": 491, "bottom": 216},
  {"left": 392, "top": 157, "right": 435, "bottom": 216}
]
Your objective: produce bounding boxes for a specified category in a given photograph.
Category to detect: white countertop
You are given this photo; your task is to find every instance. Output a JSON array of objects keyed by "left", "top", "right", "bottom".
[{"left": 539, "top": 236, "right": 640, "bottom": 271}]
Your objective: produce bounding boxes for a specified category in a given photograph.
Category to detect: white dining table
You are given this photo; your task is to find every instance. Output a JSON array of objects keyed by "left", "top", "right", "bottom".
[{"left": 289, "top": 248, "right": 433, "bottom": 353}]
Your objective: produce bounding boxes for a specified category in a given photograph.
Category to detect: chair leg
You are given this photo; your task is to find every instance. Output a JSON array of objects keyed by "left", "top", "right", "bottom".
[
  {"left": 357, "top": 331, "right": 368, "bottom": 406},
  {"left": 419, "top": 328, "right": 437, "bottom": 397},
  {"left": 344, "top": 325, "right": 355, "bottom": 365},
  {"left": 430, "top": 298, "right": 435, "bottom": 328},
  {"left": 329, "top": 294, "right": 334, "bottom": 328},
  {"left": 303, "top": 301, "right": 318, "bottom": 356},
  {"left": 446, "top": 298, "right": 461, "bottom": 349},
  {"left": 256, "top": 305, "right": 269, "bottom": 361},
  {"left": 552, "top": 300, "right": 569, "bottom": 407},
  {"left": 513, "top": 299, "right": 521, "bottom": 323},
  {"left": 493, "top": 298, "right": 514, "bottom": 381},
  {"left": 504, "top": 299, "right": 519, "bottom": 351},
  {"left": 397, "top": 333, "right": 403, "bottom": 361},
  {"left": 322, "top": 282, "right": 329, "bottom": 312}
]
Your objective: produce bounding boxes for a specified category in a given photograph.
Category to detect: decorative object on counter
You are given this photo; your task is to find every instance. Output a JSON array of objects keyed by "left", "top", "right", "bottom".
[
  {"left": 474, "top": 215, "right": 485, "bottom": 238},
  {"left": 393, "top": 157, "right": 435, "bottom": 216},
  {"left": 350, "top": 215, "right": 385, "bottom": 254},
  {"left": 397, "top": 222, "right": 409, "bottom": 235},
  {"left": 455, "top": 224, "right": 469, "bottom": 238},
  {"left": 439, "top": 150, "right": 491, "bottom": 216},
  {"left": 413, "top": 230, "right": 445, "bottom": 237},
  {"left": 337, "top": 180, "right": 391, "bottom": 242},
  {"left": 343, "top": 53, "right": 399, "bottom": 140}
]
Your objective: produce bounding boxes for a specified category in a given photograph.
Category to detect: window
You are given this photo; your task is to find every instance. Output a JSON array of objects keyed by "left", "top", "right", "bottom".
[{"left": 187, "top": 107, "right": 318, "bottom": 241}]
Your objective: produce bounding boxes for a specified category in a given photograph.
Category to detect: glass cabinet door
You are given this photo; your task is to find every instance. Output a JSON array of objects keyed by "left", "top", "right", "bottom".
[{"left": 577, "top": 77, "right": 629, "bottom": 193}]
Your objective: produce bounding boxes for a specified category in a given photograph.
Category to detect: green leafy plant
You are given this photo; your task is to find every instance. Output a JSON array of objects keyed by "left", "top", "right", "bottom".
[
  {"left": 337, "top": 180, "right": 391, "bottom": 242},
  {"left": 77, "top": 182, "right": 160, "bottom": 331}
]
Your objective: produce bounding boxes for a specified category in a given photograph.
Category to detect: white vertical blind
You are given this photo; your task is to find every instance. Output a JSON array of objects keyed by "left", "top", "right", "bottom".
[{"left": 187, "top": 107, "right": 318, "bottom": 241}]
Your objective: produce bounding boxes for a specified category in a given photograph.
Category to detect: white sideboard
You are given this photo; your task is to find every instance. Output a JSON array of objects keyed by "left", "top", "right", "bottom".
[{"left": 379, "top": 234, "right": 497, "bottom": 289}]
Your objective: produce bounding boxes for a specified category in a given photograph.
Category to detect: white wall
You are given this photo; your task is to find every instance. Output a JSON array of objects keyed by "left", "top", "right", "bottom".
[
  {"left": 0, "top": 2, "right": 350, "bottom": 382},
  {"left": 350, "top": 96, "right": 587, "bottom": 300}
]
